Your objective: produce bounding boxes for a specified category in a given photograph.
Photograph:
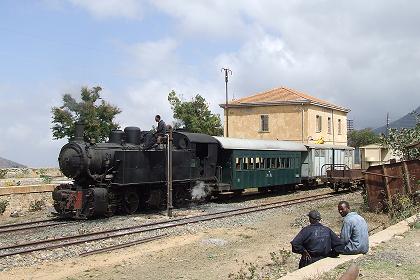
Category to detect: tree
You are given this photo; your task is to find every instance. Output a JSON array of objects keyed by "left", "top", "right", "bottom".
[
  {"left": 168, "top": 90, "right": 223, "bottom": 136},
  {"left": 381, "top": 112, "right": 420, "bottom": 160},
  {"left": 51, "top": 86, "right": 121, "bottom": 142},
  {"left": 347, "top": 128, "right": 380, "bottom": 147}
]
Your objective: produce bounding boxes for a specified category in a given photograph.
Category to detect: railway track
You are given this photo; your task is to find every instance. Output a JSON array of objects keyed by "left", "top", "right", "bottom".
[
  {"left": 0, "top": 219, "right": 68, "bottom": 235},
  {"left": 0, "top": 191, "right": 347, "bottom": 258}
]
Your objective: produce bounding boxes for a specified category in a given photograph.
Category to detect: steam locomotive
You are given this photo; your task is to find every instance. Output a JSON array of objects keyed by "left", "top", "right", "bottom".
[{"left": 53, "top": 124, "right": 355, "bottom": 219}]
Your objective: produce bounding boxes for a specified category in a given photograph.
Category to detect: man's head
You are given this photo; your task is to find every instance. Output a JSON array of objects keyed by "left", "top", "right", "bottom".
[
  {"left": 155, "top": 115, "right": 161, "bottom": 122},
  {"left": 307, "top": 210, "right": 321, "bottom": 224},
  {"left": 338, "top": 201, "right": 350, "bottom": 217}
]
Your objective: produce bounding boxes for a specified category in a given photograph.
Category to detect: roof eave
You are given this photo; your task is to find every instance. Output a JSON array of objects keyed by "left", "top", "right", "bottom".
[{"left": 220, "top": 100, "right": 350, "bottom": 112}]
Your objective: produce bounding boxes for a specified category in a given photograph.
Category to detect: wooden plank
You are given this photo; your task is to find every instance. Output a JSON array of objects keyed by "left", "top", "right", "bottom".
[
  {"left": 402, "top": 161, "right": 412, "bottom": 194},
  {"left": 382, "top": 165, "right": 393, "bottom": 208}
]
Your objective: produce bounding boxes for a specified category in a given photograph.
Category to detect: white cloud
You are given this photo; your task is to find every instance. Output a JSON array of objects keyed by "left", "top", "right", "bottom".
[
  {"left": 122, "top": 38, "right": 180, "bottom": 79},
  {"left": 68, "top": 0, "right": 145, "bottom": 19}
]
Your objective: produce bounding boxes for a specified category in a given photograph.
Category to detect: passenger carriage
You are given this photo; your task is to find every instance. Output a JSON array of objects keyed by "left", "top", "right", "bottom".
[{"left": 212, "top": 137, "right": 307, "bottom": 194}]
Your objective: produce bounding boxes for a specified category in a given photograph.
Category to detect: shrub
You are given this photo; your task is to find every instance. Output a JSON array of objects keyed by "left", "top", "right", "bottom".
[
  {"left": 388, "top": 193, "right": 419, "bottom": 223},
  {"left": 0, "top": 169, "right": 7, "bottom": 179},
  {"left": 29, "top": 199, "right": 45, "bottom": 212},
  {"left": 0, "top": 199, "right": 9, "bottom": 214},
  {"left": 38, "top": 169, "right": 53, "bottom": 184},
  {"left": 228, "top": 249, "right": 292, "bottom": 280}
]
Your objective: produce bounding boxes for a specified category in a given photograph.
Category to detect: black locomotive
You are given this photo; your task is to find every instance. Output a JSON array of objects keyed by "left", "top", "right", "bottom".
[{"left": 53, "top": 124, "right": 219, "bottom": 219}]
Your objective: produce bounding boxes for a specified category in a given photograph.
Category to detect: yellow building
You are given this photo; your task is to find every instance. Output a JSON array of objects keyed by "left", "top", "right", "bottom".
[{"left": 220, "top": 87, "right": 350, "bottom": 146}]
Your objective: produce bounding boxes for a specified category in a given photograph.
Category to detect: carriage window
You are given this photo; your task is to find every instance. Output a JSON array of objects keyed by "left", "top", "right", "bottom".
[
  {"left": 242, "top": 158, "right": 248, "bottom": 170},
  {"left": 255, "top": 157, "right": 260, "bottom": 169},
  {"left": 249, "top": 157, "right": 255, "bottom": 169},
  {"left": 261, "top": 158, "right": 266, "bottom": 169},
  {"left": 284, "top": 158, "right": 290, "bottom": 168},
  {"left": 270, "top": 158, "right": 277, "bottom": 168},
  {"left": 276, "top": 158, "right": 281, "bottom": 169},
  {"left": 235, "top": 158, "right": 241, "bottom": 170}
]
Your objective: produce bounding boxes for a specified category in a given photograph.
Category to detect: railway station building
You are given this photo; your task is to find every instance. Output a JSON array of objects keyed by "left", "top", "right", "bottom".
[{"left": 220, "top": 87, "right": 350, "bottom": 146}]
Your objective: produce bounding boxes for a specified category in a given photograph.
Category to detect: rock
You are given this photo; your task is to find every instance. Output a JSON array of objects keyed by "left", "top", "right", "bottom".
[
  {"left": 10, "top": 210, "right": 21, "bottom": 217},
  {"left": 201, "top": 238, "right": 228, "bottom": 246},
  {"left": 394, "top": 235, "right": 404, "bottom": 239},
  {"left": 396, "top": 263, "right": 402, "bottom": 267}
]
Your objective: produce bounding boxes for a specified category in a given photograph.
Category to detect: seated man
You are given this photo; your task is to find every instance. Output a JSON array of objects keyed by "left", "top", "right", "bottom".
[
  {"left": 291, "top": 210, "right": 343, "bottom": 268},
  {"left": 337, "top": 201, "right": 369, "bottom": 254},
  {"left": 144, "top": 115, "right": 167, "bottom": 149}
]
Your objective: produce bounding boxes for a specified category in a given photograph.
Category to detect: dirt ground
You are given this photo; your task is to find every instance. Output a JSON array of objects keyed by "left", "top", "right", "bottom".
[
  {"left": 315, "top": 225, "right": 420, "bottom": 280},
  {"left": 0, "top": 192, "right": 390, "bottom": 280}
]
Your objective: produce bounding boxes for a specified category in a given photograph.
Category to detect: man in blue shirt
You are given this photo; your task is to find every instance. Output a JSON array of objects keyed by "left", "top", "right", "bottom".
[
  {"left": 291, "top": 210, "right": 343, "bottom": 268},
  {"left": 337, "top": 201, "right": 369, "bottom": 254}
]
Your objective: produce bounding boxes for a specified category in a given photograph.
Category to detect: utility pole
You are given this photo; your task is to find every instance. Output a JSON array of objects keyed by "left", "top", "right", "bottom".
[
  {"left": 221, "top": 68, "right": 232, "bottom": 137},
  {"left": 386, "top": 113, "right": 390, "bottom": 136},
  {"left": 166, "top": 128, "right": 173, "bottom": 217}
]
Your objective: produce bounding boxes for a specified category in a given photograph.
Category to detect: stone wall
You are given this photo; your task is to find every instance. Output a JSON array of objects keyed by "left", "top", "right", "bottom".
[{"left": 0, "top": 192, "right": 53, "bottom": 217}]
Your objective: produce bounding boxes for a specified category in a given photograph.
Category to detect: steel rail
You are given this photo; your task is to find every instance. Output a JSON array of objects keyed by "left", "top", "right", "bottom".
[
  {"left": 0, "top": 219, "right": 58, "bottom": 230},
  {"left": 79, "top": 234, "right": 167, "bottom": 257},
  {"left": 0, "top": 192, "right": 341, "bottom": 258},
  {"left": 0, "top": 221, "right": 68, "bottom": 235}
]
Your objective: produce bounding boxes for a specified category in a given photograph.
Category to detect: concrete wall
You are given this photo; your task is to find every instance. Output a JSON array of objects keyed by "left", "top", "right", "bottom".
[{"left": 224, "top": 104, "right": 348, "bottom": 146}]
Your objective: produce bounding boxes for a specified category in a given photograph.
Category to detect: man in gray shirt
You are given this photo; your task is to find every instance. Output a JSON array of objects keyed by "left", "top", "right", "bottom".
[{"left": 337, "top": 201, "right": 369, "bottom": 254}]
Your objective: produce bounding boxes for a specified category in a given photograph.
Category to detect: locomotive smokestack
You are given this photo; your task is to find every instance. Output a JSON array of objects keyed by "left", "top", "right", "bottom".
[{"left": 74, "top": 122, "right": 85, "bottom": 142}]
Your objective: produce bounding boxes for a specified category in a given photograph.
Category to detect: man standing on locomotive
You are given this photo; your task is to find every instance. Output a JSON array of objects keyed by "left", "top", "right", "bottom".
[
  {"left": 337, "top": 201, "right": 369, "bottom": 254},
  {"left": 291, "top": 210, "right": 343, "bottom": 268}
]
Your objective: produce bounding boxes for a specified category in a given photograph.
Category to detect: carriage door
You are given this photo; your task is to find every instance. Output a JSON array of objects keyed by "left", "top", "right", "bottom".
[
  {"left": 334, "top": 149, "right": 344, "bottom": 169},
  {"left": 315, "top": 149, "right": 326, "bottom": 177}
]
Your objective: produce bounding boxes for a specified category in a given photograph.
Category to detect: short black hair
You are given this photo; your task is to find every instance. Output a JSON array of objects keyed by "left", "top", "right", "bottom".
[
  {"left": 155, "top": 115, "right": 161, "bottom": 120},
  {"left": 338, "top": 201, "right": 350, "bottom": 208}
]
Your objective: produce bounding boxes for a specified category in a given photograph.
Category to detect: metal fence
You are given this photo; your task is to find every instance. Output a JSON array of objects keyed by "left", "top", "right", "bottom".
[{"left": 364, "top": 159, "right": 419, "bottom": 211}]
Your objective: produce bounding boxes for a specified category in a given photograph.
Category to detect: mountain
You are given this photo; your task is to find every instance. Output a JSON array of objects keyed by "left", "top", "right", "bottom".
[
  {"left": 373, "top": 106, "right": 419, "bottom": 134},
  {"left": 0, "top": 157, "right": 27, "bottom": 168}
]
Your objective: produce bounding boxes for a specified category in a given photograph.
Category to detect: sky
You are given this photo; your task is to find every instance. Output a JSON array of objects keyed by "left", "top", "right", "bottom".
[{"left": 0, "top": 0, "right": 419, "bottom": 167}]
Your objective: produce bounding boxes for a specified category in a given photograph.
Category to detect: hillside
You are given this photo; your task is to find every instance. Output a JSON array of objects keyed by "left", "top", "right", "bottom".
[
  {"left": 0, "top": 156, "right": 26, "bottom": 168},
  {"left": 374, "top": 106, "right": 419, "bottom": 134}
]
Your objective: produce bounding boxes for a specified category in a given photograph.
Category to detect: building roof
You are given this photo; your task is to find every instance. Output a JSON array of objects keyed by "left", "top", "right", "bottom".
[
  {"left": 305, "top": 144, "right": 354, "bottom": 150},
  {"left": 220, "top": 87, "right": 350, "bottom": 112},
  {"left": 359, "top": 144, "right": 386, "bottom": 149},
  {"left": 213, "top": 137, "right": 308, "bottom": 151}
]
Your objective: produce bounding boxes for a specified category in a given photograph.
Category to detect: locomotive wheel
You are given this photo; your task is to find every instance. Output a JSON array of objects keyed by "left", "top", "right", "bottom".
[{"left": 123, "top": 190, "right": 140, "bottom": 214}]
